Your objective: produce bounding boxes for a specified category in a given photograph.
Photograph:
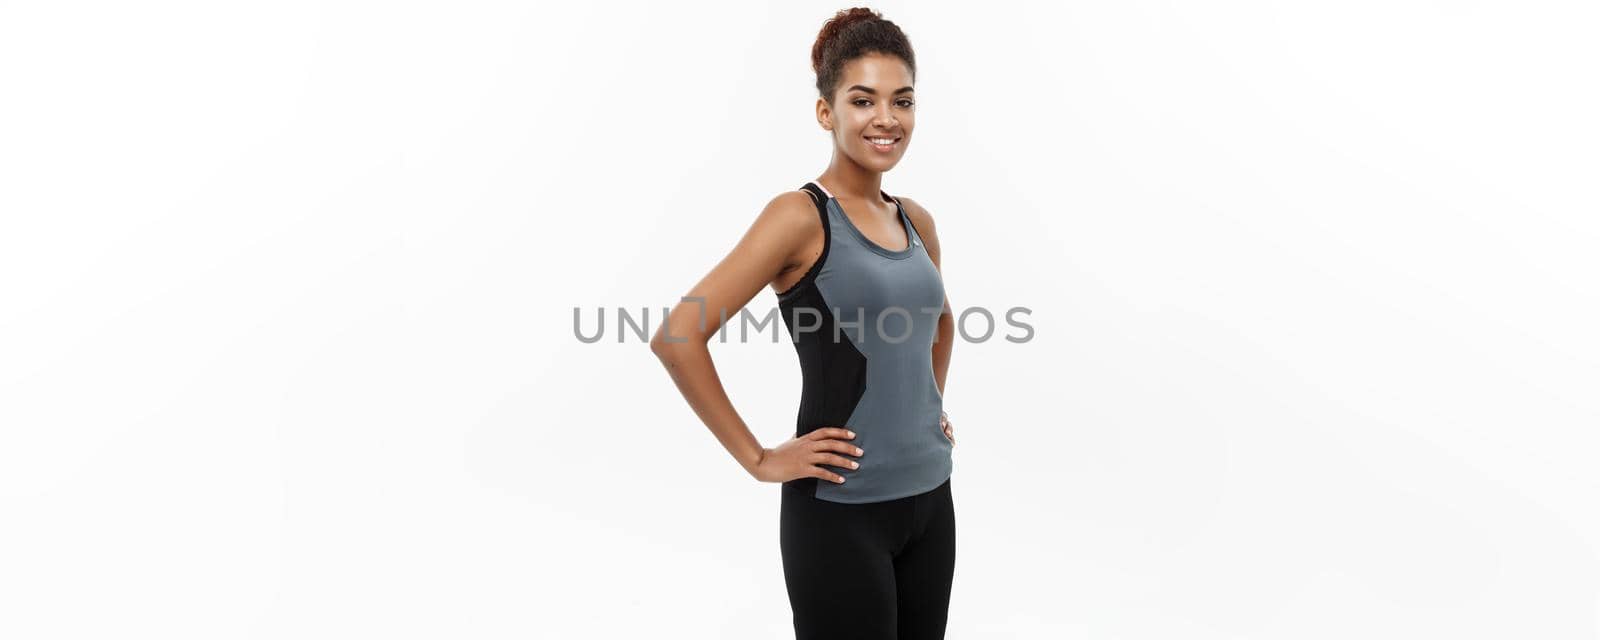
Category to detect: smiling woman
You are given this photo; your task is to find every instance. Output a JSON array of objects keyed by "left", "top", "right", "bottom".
[
  {"left": 649, "top": 7, "right": 958, "bottom": 640},
  {"left": 811, "top": 9, "right": 917, "bottom": 172}
]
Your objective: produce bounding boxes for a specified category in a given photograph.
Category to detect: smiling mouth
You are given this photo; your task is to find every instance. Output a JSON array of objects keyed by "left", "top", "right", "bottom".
[{"left": 865, "top": 135, "right": 901, "bottom": 151}]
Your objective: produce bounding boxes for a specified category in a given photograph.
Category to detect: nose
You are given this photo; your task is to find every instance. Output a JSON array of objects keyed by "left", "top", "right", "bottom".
[{"left": 873, "top": 103, "right": 897, "bottom": 130}]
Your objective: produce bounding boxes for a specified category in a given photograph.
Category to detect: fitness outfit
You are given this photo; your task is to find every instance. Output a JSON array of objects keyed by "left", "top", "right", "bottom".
[{"left": 775, "top": 180, "right": 956, "bottom": 639}]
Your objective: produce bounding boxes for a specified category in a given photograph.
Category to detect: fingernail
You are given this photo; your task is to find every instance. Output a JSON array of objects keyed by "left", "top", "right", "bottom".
[
  {"left": 850, "top": 461, "right": 859, "bottom": 469},
  {"left": 856, "top": 448, "right": 864, "bottom": 455},
  {"left": 847, "top": 430, "right": 855, "bottom": 438}
]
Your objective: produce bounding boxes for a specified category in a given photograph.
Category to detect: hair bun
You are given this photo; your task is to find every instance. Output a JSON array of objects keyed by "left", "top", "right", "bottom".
[
  {"left": 811, "top": 7, "right": 882, "bottom": 75},
  {"left": 809, "top": 7, "right": 915, "bottom": 101}
]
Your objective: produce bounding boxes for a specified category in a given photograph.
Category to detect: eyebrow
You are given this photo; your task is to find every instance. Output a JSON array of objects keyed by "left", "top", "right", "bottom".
[{"left": 846, "top": 84, "right": 915, "bottom": 95}]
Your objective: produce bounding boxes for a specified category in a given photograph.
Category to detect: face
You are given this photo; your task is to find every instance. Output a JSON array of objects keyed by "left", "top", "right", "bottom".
[{"left": 817, "top": 52, "right": 915, "bottom": 172}]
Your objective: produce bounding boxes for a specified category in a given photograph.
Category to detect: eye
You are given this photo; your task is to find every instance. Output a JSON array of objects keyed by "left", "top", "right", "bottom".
[
  {"left": 897, "top": 99, "right": 915, "bottom": 108},
  {"left": 852, "top": 98, "right": 871, "bottom": 107}
]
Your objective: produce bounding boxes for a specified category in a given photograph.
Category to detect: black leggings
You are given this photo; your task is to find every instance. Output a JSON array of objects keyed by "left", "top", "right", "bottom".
[{"left": 779, "top": 477, "right": 955, "bottom": 640}]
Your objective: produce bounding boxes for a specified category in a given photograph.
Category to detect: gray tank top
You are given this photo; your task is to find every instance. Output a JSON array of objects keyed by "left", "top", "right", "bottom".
[{"left": 776, "top": 180, "right": 951, "bottom": 503}]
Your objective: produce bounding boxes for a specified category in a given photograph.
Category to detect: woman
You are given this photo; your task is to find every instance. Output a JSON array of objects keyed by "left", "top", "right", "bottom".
[{"left": 650, "top": 8, "right": 957, "bottom": 639}]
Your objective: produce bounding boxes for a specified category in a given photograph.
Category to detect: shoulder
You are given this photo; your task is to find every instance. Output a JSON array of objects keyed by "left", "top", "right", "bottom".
[
  {"left": 894, "top": 194, "right": 943, "bottom": 265},
  {"left": 774, "top": 188, "right": 821, "bottom": 213},
  {"left": 895, "top": 195, "right": 939, "bottom": 240},
  {"left": 896, "top": 195, "right": 934, "bottom": 230},
  {"left": 761, "top": 189, "right": 822, "bottom": 222},
  {"left": 748, "top": 189, "right": 824, "bottom": 235},
  {"left": 737, "top": 189, "right": 826, "bottom": 267}
]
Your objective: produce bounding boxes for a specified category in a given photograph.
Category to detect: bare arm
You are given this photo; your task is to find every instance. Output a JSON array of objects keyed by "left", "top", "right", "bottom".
[{"left": 649, "top": 191, "right": 819, "bottom": 477}]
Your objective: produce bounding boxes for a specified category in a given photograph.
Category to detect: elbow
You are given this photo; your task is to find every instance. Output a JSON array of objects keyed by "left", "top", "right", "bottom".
[
  {"left": 651, "top": 315, "right": 708, "bottom": 361},
  {"left": 649, "top": 332, "right": 672, "bottom": 359},
  {"left": 649, "top": 328, "right": 692, "bottom": 361}
]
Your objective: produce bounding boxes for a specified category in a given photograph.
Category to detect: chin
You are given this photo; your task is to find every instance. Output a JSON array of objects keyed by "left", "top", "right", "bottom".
[{"left": 856, "top": 155, "right": 903, "bottom": 172}]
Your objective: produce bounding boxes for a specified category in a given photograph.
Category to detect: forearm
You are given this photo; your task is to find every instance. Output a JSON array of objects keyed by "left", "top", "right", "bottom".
[{"left": 651, "top": 340, "right": 766, "bottom": 475}]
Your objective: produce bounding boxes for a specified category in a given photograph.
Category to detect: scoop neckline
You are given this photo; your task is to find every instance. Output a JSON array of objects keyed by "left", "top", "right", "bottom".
[{"left": 812, "top": 182, "right": 917, "bottom": 259}]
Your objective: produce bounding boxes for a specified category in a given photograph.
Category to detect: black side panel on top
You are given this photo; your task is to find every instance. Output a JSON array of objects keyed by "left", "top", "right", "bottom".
[{"left": 777, "top": 185, "right": 868, "bottom": 497}]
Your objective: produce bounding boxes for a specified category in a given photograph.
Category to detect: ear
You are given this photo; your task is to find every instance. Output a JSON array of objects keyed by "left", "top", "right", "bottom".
[{"left": 815, "top": 97, "right": 832, "bottom": 131}]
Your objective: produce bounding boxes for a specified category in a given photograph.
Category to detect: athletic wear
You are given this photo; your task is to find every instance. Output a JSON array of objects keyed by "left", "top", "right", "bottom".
[
  {"left": 776, "top": 181, "right": 952, "bottom": 504},
  {"left": 780, "top": 476, "right": 955, "bottom": 640}
]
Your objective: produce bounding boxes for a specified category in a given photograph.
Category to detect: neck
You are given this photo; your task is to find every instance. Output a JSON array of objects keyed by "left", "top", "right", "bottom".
[{"left": 818, "top": 152, "right": 883, "bottom": 202}]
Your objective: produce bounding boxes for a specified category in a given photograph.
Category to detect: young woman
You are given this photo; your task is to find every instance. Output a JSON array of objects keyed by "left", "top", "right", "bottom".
[{"left": 650, "top": 8, "right": 958, "bottom": 639}]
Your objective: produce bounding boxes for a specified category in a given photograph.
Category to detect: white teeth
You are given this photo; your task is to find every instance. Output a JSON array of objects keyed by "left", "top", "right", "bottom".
[{"left": 869, "top": 138, "right": 897, "bottom": 145}]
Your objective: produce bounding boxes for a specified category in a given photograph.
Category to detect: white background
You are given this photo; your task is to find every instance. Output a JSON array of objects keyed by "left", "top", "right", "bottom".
[{"left": 3, "top": 1, "right": 1598, "bottom": 638}]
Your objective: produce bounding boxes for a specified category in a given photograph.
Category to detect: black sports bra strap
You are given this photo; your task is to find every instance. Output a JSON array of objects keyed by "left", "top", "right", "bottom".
[
  {"left": 799, "top": 181, "right": 824, "bottom": 202},
  {"left": 798, "top": 182, "right": 830, "bottom": 219}
]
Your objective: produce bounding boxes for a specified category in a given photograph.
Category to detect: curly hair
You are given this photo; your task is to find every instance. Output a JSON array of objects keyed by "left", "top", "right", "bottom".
[{"left": 811, "top": 8, "right": 917, "bottom": 103}]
